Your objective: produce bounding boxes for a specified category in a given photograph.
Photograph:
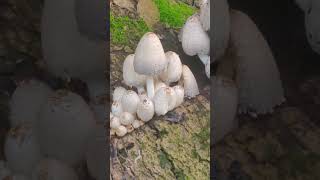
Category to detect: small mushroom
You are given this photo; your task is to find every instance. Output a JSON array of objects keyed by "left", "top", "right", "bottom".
[
  {"left": 182, "top": 65, "right": 199, "bottom": 98},
  {"left": 9, "top": 79, "right": 53, "bottom": 127},
  {"left": 166, "top": 87, "right": 177, "bottom": 111},
  {"left": 153, "top": 87, "right": 169, "bottom": 116},
  {"left": 115, "top": 126, "right": 127, "bottom": 137},
  {"left": 123, "top": 54, "right": 147, "bottom": 93},
  {"left": 110, "top": 116, "right": 121, "bottom": 129},
  {"left": 37, "top": 90, "right": 95, "bottom": 166},
  {"left": 132, "top": 120, "right": 143, "bottom": 129},
  {"left": 154, "top": 81, "right": 167, "bottom": 94},
  {"left": 113, "top": 86, "right": 127, "bottom": 102},
  {"left": 133, "top": 32, "right": 168, "bottom": 99},
  {"left": 121, "top": 90, "right": 140, "bottom": 114},
  {"left": 111, "top": 100, "right": 123, "bottom": 117},
  {"left": 31, "top": 158, "right": 78, "bottom": 180},
  {"left": 160, "top": 51, "right": 183, "bottom": 85},
  {"left": 137, "top": 97, "right": 154, "bottom": 122},
  {"left": 173, "top": 85, "right": 184, "bottom": 107},
  {"left": 119, "top": 112, "right": 135, "bottom": 125}
]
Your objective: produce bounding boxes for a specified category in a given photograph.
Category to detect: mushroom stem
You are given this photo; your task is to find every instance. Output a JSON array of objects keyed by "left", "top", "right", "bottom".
[
  {"left": 146, "top": 77, "right": 155, "bottom": 99},
  {"left": 197, "top": 54, "right": 210, "bottom": 65}
]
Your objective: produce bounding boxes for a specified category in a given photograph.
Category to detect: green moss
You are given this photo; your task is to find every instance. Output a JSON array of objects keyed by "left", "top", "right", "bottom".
[
  {"left": 159, "top": 151, "right": 172, "bottom": 169},
  {"left": 110, "top": 14, "right": 150, "bottom": 45},
  {"left": 153, "top": 0, "right": 196, "bottom": 28}
]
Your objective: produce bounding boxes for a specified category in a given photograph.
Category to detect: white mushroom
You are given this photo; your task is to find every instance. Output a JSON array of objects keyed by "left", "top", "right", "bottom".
[
  {"left": 160, "top": 51, "right": 182, "bottom": 85},
  {"left": 230, "top": 10, "right": 284, "bottom": 114},
  {"left": 9, "top": 79, "right": 53, "bottom": 127},
  {"left": 182, "top": 65, "right": 199, "bottom": 98},
  {"left": 212, "top": 0, "right": 230, "bottom": 59},
  {"left": 113, "top": 86, "right": 127, "bottom": 102},
  {"left": 31, "top": 158, "right": 78, "bottom": 180},
  {"left": 110, "top": 116, "right": 121, "bottom": 129},
  {"left": 37, "top": 90, "right": 95, "bottom": 166},
  {"left": 133, "top": 32, "right": 168, "bottom": 99},
  {"left": 119, "top": 112, "right": 135, "bottom": 125},
  {"left": 181, "top": 14, "right": 210, "bottom": 65},
  {"left": 123, "top": 54, "right": 147, "bottom": 93},
  {"left": 137, "top": 97, "right": 154, "bottom": 122},
  {"left": 115, "top": 126, "right": 127, "bottom": 137},
  {"left": 111, "top": 100, "right": 123, "bottom": 117},
  {"left": 173, "top": 85, "right": 184, "bottom": 107},
  {"left": 121, "top": 90, "right": 140, "bottom": 114},
  {"left": 166, "top": 87, "right": 177, "bottom": 111},
  {"left": 205, "top": 57, "right": 210, "bottom": 78},
  {"left": 212, "top": 76, "right": 238, "bottom": 144},
  {"left": 4, "top": 125, "right": 42, "bottom": 175},
  {"left": 153, "top": 87, "right": 169, "bottom": 116},
  {"left": 132, "top": 120, "right": 143, "bottom": 129},
  {"left": 200, "top": 0, "right": 210, "bottom": 31}
]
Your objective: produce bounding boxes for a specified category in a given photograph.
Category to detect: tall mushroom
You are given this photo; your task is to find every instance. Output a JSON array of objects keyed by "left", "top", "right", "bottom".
[
  {"left": 159, "top": 51, "right": 182, "bottom": 85},
  {"left": 123, "top": 54, "right": 147, "bottom": 93},
  {"left": 230, "top": 10, "right": 284, "bottom": 114},
  {"left": 133, "top": 32, "right": 168, "bottom": 99}
]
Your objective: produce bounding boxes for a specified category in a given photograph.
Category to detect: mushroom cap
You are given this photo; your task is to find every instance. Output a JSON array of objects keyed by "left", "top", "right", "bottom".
[
  {"left": 153, "top": 87, "right": 169, "bottom": 116},
  {"left": 230, "top": 10, "right": 284, "bottom": 114},
  {"left": 115, "top": 126, "right": 127, "bottom": 137},
  {"left": 173, "top": 85, "right": 184, "bottom": 107},
  {"left": 154, "top": 81, "right": 167, "bottom": 94},
  {"left": 137, "top": 97, "right": 155, "bottom": 122},
  {"left": 121, "top": 90, "right": 140, "bottom": 114},
  {"left": 37, "top": 90, "right": 95, "bottom": 166},
  {"left": 110, "top": 116, "right": 121, "bottom": 129},
  {"left": 213, "top": 0, "right": 230, "bottom": 59},
  {"left": 132, "top": 120, "right": 143, "bottom": 129},
  {"left": 200, "top": 0, "right": 210, "bottom": 31},
  {"left": 160, "top": 51, "right": 183, "bottom": 84},
  {"left": 133, "top": 32, "right": 167, "bottom": 76},
  {"left": 119, "top": 112, "right": 135, "bottom": 125},
  {"left": 123, "top": 54, "right": 147, "bottom": 87},
  {"left": 111, "top": 100, "right": 123, "bottom": 117},
  {"left": 181, "top": 14, "right": 210, "bottom": 56},
  {"left": 166, "top": 87, "right": 177, "bottom": 111},
  {"left": 182, "top": 65, "right": 199, "bottom": 98},
  {"left": 31, "top": 158, "right": 78, "bottom": 180},
  {"left": 4, "top": 125, "right": 42, "bottom": 175},
  {"left": 113, "top": 86, "right": 127, "bottom": 102},
  {"left": 212, "top": 76, "right": 238, "bottom": 143},
  {"left": 10, "top": 79, "right": 53, "bottom": 127}
]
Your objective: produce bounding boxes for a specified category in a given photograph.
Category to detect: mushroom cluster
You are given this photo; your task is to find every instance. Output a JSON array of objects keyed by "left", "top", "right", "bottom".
[
  {"left": 111, "top": 32, "right": 199, "bottom": 137},
  {"left": 180, "top": 0, "right": 210, "bottom": 78},
  {"left": 2, "top": 79, "right": 106, "bottom": 180}
]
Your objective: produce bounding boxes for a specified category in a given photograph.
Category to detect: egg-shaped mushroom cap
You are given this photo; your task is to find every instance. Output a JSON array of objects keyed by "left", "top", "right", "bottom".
[
  {"left": 111, "top": 100, "right": 123, "bottom": 117},
  {"left": 173, "top": 85, "right": 184, "bottom": 107},
  {"left": 4, "top": 125, "right": 42, "bottom": 175},
  {"left": 123, "top": 54, "right": 147, "bottom": 87},
  {"left": 181, "top": 14, "right": 210, "bottom": 56},
  {"left": 160, "top": 51, "right": 183, "bottom": 84},
  {"left": 213, "top": 0, "right": 230, "bottom": 59},
  {"left": 10, "top": 79, "right": 53, "bottom": 127},
  {"left": 182, "top": 65, "right": 199, "bottom": 98},
  {"left": 119, "top": 112, "right": 135, "bottom": 125},
  {"left": 115, "top": 126, "right": 127, "bottom": 137},
  {"left": 113, "top": 86, "right": 127, "bottom": 102},
  {"left": 31, "top": 158, "right": 78, "bottom": 180},
  {"left": 134, "top": 32, "right": 167, "bottom": 76},
  {"left": 37, "top": 90, "right": 95, "bottom": 166},
  {"left": 153, "top": 87, "right": 169, "bottom": 116},
  {"left": 110, "top": 116, "right": 121, "bottom": 129},
  {"left": 212, "top": 76, "right": 238, "bottom": 144},
  {"left": 137, "top": 97, "right": 154, "bottom": 122},
  {"left": 230, "top": 10, "right": 284, "bottom": 114},
  {"left": 121, "top": 90, "right": 140, "bottom": 114}
]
